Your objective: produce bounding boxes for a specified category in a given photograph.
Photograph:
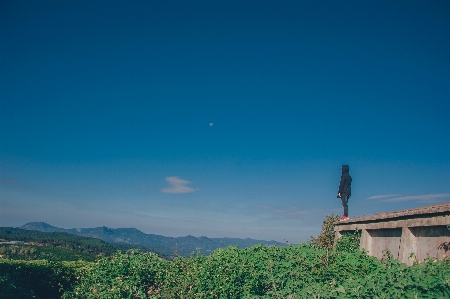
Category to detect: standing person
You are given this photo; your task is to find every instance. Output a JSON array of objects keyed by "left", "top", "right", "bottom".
[{"left": 337, "top": 165, "right": 352, "bottom": 221}]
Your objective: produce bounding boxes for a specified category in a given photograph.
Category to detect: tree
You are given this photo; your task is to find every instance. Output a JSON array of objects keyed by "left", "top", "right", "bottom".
[{"left": 309, "top": 214, "right": 340, "bottom": 249}]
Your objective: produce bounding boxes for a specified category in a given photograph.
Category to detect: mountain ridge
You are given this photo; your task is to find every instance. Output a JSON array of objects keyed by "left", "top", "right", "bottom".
[{"left": 19, "top": 222, "right": 285, "bottom": 257}]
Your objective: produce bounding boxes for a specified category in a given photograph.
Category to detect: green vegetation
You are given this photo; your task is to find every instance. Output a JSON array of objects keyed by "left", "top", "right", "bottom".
[
  {"left": 0, "top": 227, "right": 153, "bottom": 260},
  {"left": 1, "top": 218, "right": 449, "bottom": 299},
  {"left": 60, "top": 243, "right": 449, "bottom": 299},
  {"left": 0, "top": 245, "right": 96, "bottom": 262},
  {"left": 0, "top": 259, "right": 85, "bottom": 299},
  {"left": 309, "top": 214, "right": 340, "bottom": 250}
]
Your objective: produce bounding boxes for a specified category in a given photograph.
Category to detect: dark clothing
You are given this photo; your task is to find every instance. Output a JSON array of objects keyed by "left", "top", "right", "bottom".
[
  {"left": 341, "top": 194, "right": 349, "bottom": 217},
  {"left": 338, "top": 165, "right": 352, "bottom": 196},
  {"left": 338, "top": 165, "right": 352, "bottom": 217}
]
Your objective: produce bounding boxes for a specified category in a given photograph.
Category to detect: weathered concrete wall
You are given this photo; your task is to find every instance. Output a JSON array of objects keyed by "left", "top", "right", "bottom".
[
  {"left": 368, "top": 228, "right": 402, "bottom": 260},
  {"left": 334, "top": 203, "right": 450, "bottom": 265},
  {"left": 410, "top": 226, "right": 450, "bottom": 262}
]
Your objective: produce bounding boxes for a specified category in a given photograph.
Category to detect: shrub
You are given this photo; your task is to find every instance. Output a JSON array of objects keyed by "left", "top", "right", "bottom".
[
  {"left": 309, "top": 214, "right": 340, "bottom": 249},
  {"left": 0, "top": 259, "right": 83, "bottom": 299},
  {"left": 62, "top": 250, "right": 165, "bottom": 299},
  {"left": 62, "top": 245, "right": 450, "bottom": 299},
  {"left": 334, "top": 229, "right": 361, "bottom": 253}
]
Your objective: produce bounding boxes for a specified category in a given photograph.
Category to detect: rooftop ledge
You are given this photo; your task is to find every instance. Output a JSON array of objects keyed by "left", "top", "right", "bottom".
[{"left": 335, "top": 202, "right": 450, "bottom": 227}]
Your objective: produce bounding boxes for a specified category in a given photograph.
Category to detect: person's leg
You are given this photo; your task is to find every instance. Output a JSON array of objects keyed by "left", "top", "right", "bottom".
[{"left": 341, "top": 195, "right": 348, "bottom": 217}]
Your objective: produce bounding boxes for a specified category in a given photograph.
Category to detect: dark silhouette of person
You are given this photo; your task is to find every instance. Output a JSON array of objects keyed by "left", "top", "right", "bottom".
[{"left": 337, "top": 165, "right": 352, "bottom": 220}]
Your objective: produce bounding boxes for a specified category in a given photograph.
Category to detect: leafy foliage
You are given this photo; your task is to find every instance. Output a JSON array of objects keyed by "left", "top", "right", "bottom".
[
  {"left": 334, "top": 229, "right": 361, "bottom": 253},
  {"left": 309, "top": 214, "right": 340, "bottom": 249},
  {"left": 0, "top": 259, "right": 84, "bottom": 299},
  {"left": 62, "top": 250, "right": 162, "bottom": 299},
  {"left": 61, "top": 246, "right": 450, "bottom": 299}
]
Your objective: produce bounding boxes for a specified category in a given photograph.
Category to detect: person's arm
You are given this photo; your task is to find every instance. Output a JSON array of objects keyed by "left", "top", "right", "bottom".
[{"left": 338, "top": 175, "right": 346, "bottom": 196}]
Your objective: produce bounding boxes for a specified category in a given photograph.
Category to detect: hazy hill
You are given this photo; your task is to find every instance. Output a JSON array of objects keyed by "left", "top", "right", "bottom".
[
  {"left": 20, "top": 222, "right": 285, "bottom": 257},
  {"left": 0, "top": 227, "right": 162, "bottom": 261}
]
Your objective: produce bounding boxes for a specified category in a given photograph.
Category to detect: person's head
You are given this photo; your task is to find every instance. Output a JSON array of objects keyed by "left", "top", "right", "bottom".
[{"left": 342, "top": 165, "right": 349, "bottom": 173}]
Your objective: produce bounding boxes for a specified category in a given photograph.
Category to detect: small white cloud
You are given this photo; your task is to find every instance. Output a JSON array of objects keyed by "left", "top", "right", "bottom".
[
  {"left": 285, "top": 210, "right": 312, "bottom": 217},
  {"left": 259, "top": 205, "right": 272, "bottom": 211},
  {"left": 209, "top": 122, "right": 213, "bottom": 126},
  {"left": 161, "top": 176, "right": 198, "bottom": 194},
  {"left": 259, "top": 205, "right": 311, "bottom": 217},
  {"left": 382, "top": 193, "right": 450, "bottom": 202},
  {"left": 367, "top": 194, "right": 403, "bottom": 200}
]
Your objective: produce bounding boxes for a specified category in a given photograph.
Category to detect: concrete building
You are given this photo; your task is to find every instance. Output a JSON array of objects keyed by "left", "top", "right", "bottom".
[{"left": 334, "top": 202, "right": 450, "bottom": 265}]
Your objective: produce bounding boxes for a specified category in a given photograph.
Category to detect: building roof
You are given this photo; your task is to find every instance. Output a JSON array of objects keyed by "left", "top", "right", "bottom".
[{"left": 335, "top": 202, "right": 450, "bottom": 226}]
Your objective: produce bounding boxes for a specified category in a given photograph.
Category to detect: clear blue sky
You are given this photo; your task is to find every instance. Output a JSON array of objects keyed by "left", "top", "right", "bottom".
[{"left": 1, "top": 0, "right": 449, "bottom": 244}]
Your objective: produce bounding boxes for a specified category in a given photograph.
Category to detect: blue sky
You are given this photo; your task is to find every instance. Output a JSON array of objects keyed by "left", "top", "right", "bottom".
[{"left": 1, "top": 0, "right": 449, "bottom": 244}]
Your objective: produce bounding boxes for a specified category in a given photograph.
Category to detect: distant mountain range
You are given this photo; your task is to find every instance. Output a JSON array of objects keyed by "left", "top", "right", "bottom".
[{"left": 19, "top": 222, "right": 285, "bottom": 258}]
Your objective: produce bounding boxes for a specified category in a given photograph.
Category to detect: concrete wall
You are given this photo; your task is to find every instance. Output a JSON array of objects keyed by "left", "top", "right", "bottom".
[
  {"left": 367, "top": 228, "right": 402, "bottom": 260},
  {"left": 409, "top": 226, "right": 450, "bottom": 262},
  {"left": 334, "top": 203, "right": 450, "bottom": 265}
]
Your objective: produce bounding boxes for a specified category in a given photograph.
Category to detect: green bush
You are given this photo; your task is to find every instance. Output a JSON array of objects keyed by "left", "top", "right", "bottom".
[
  {"left": 0, "top": 259, "right": 84, "bottom": 299},
  {"left": 61, "top": 246, "right": 450, "bottom": 299},
  {"left": 334, "top": 229, "right": 361, "bottom": 253},
  {"left": 62, "top": 250, "right": 165, "bottom": 299},
  {"left": 309, "top": 214, "right": 340, "bottom": 250}
]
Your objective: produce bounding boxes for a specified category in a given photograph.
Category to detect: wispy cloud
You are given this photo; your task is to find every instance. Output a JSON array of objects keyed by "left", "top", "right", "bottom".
[
  {"left": 383, "top": 193, "right": 450, "bottom": 202},
  {"left": 161, "top": 176, "right": 198, "bottom": 194},
  {"left": 367, "top": 194, "right": 403, "bottom": 200},
  {"left": 0, "top": 176, "right": 19, "bottom": 184},
  {"left": 259, "top": 205, "right": 312, "bottom": 217},
  {"left": 368, "top": 193, "right": 450, "bottom": 202}
]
